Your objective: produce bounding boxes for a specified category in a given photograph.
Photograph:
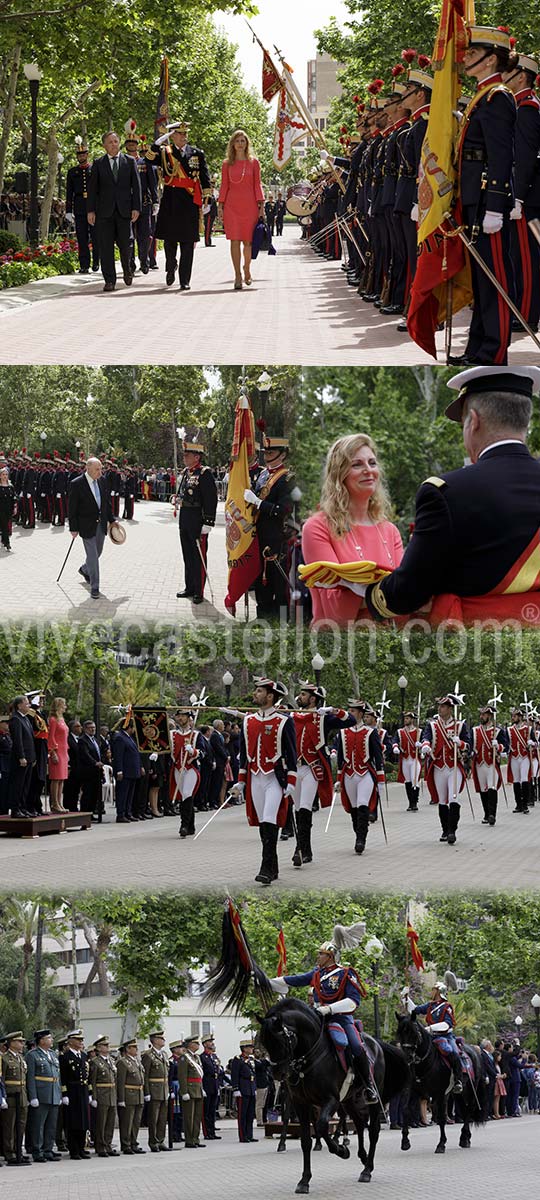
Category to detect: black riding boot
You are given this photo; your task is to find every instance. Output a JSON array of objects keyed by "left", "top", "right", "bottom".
[
  {"left": 302, "top": 809, "right": 313, "bottom": 862},
  {"left": 522, "top": 780, "right": 530, "bottom": 813},
  {"left": 255, "top": 823, "right": 273, "bottom": 885},
  {"left": 353, "top": 1051, "right": 378, "bottom": 1104},
  {"left": 410, "top": 785, "right": 419, "bottom": 811},
  {"left": 488, "top": 788, "right": 498, "bottom": 825},
  {"left": 179, "top": 796, "right": 193, "bottom": 838},
  {"left": 405, "top": 781, "right": 412, "bottom": 809},
  {"left": 280, "top": 797, "right": 294, "bottom": 840},
  {"left": 292, "top": 809, "right": 303, "bottom": 868},
  {"left": 269, "top": 823, "right": 279, "bottom": 881},
  {"left": 293, "top": 808, "right": 312, "bottom": 865},
  {"left": 438, "top": 804, "right": 449, "bottom": 841},
  {"left": 355, "top": 806, "right": 369, "bottom": 854},
  {"left": 530, "top": 779, "right": 536, "bottom": 806},
  {"left": 447, "top": 801, "right": 460, "bottom": 845},
  {"left": 513, "top": 782, "right": 523, "bottom": 813},
  {"left": 480, "top": 791, "right": 490, "bottom": 824},
  {"left": 450, "top": 1051, "right": 465, "bottom": 1094}
]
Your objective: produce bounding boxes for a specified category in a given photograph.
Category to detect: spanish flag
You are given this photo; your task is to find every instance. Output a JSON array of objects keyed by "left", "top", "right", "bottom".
[
  {"left": 276, "top": 928, "right": 287, "bottom": 977},
  {"left": 224, "top": 394, "right": 261, "bottom": 616},
  {"left": 406, "top": 921, "right": 425, "bottom": 971},
  {"left": 298, "top": 560, "right": 391, "bottom": 588},
  {"left": 154, "top": 56, "right": 170, "bottom": 139},
  {"left": 407, "top": 0, "right": 474, "bottom": 357}
]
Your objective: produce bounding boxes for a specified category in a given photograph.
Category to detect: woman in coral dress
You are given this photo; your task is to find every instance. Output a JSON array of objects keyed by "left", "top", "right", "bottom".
[
  {"left": 302, "top": 434, "right": 403, "bottom": 627},
  {"left": 47, "top": 697, "right": 70, "bottom": 811},
  {"left": 218, "top": 129, "right": 265, "bottom": 289}
]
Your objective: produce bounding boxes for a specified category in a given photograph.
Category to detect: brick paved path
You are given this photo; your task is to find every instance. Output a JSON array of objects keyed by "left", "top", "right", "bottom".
[{"left": 0, "top": 228, "right": 537, "bottom": 366}]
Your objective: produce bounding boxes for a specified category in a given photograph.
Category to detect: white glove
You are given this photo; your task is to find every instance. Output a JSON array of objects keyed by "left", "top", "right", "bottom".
[
  {"left": 268, "top": 976, "right": 289, "bottom": 995},
  {"left": 393, "top": 746, "right": 400, "bottom": 756},
  {"left": 169, "top": 1092, "right": 176, "bottom": 1100},
  {"left": 483, "top": 211, "right": 503, "bottom": 235},
  {"left": 30, "top": 1098, "right": 39, "bottom": 1107},
  {"left": 152, "top": 203, "right": 160, "bottom": 216},
  {"left": 234, "top": 1090, "right": 241, "bottom": 1098},
  {"left": 452, "top": 109, "right": 464, "bottom": 122},
  {"left": 318, "top": 1005, "right": 331, "bottom": 1017},
  {"left": 155, "top": 132, "right": 170, "bottom": 146},
  {"left": 1, "top": 1097, "right": 8, "bottom": 1109},
  {"left": 320, "top": 149, "right": 330, "bottom": 160},
  {"left": 415, "top": 741, "right": 423, "bottom": 750},
  {"left": 90, "top": 1099, "right": 98, "bottom": 1108},
  {"left": 528, "top": 739, "right": 536, "bottom": 747},
  {"left": 62, "top": 1096, "right": 70, "bottom": 1106},
  {"left": 118, "top": 1101, "right": 126, "bottom": 1108},
  {"left": 201, "top": 524, "right": 212, "bottom": 535},
  {"left": 230, "top": 782, "right": 244, "bottom": 797},
  {"left": 421, "top": 745, "right": 433, "bottom": 757},
  {"left": 340, "top": 581, "right": 367, "bottom": 597},
  {"left": 452, "top": 735, "right": 462, "bottom": 745},
  {"left": 65, "top": 212, "right": 76, "bottom": 224},
  {"left": 149, "top": 752, "right": 158, "bottom": 761},
  {"left": 510, "top": 200, "right": 523, "bottom": 221},
  {"left": 411, "top": 203, "right": 419, "bottom": 223},
  {"left": 244, "top": 488, "right": 261, "bottom": 508},
  {"left": 182, "top": 1093, "right": 190, "bottom": 1102},
  {"left": 144, "top": 1094, "right": 151, "bottom": 1102}
]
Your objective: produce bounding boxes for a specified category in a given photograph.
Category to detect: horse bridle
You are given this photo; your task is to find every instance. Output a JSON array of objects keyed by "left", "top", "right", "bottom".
[{"left": 271, "top": 1018, "right": 327, "bottom": 1089}]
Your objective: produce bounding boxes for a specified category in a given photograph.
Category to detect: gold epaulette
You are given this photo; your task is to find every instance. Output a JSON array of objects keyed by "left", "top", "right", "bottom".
[
  {"left": 487, "top": 84, "right": 516, "bottom": 104},
  {"left": 422, "top": 476, "right": 447, "bottom": 488},
  {"left": 145, "top": 149, "right": 158, "bottom": 162}
]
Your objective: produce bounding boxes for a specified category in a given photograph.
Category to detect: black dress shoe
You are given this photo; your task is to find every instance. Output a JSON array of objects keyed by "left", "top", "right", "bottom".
[
  {"left": 133, "top": 1147, "right": 146, "bottom": 1154},
  {"left": 98, "top": 1151, "right": 108, "bottom": 1157},
  {"left": 446, "top": 354, "right": 477, "bottom": 366},
  {"left": 192, "top": 595, "right": 204, "bottom": 604},
  {"left": 91, "top": 589, "right": 100, "bottom": 599},
  {"left": 78, "top": 566, "right": 90, "bottom": 581},
  {"left": 159, "top": 1144, "right": 172, "bottom": 1151},
  {"left": 176, "top": 590, "right": 193, "bottom": 598},
  {"left": 45, "top": 1153, "right": 62, "bottom": 1161},
  {"left": 150, "top": 1145, "right": 159, "bottom": 1152},
  {"left": 150, "top": 263, "right": 159, "bottom": 270},
  {"left": 33, "top": 1156, "right": 47, "bottom": 1162},
  {"left": 166, "top": 271, "right": 175, "bottom": 286},
  {"left": 122, "top": 1148, "right": 134, "bottom": 1155},
  {"left": 70, "top": 1154, "right": 82, "bottom": 1160},
  {"left": 107, "top": 1149, "right": 119, "bottom": 1156},
  {"left": 180, "top": 283, "right": 191, "bottom": 290},
  {"left": 103, "top": 282, "right": 115, "bottom": 292},
  {"left": 80, "top": 1150, "right": 91, "bottom": 1159},
  {"left": 141, "top": 265, "right": 149, "bottom": 274},
  {"left": 123, "top": 273, "right": 133, "bottom": 286},
  {"left": 116, "top": 816, "right": 129, "bottom": 823}
]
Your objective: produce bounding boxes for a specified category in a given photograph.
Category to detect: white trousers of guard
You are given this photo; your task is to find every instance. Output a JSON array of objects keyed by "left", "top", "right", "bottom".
[
  {"left": 173, "top": 765, "right": 197, "bottom": 799},
  {"left": 401, "top": 757, "right": 420, "bottom": 786},
  {"left": 433, "top": 765, "right": 460, "bottom": 806},
  {"left": 250, "top": 771, "right": 283, "bottom": 824},
  {"left": 510, "top": 754, "right": 529, "bottom": 784},
  {"left": 343, "top": 772, "right": 373, "bottom": 809},
  {"left": 293, "top": 763, "right": 318, "bottom": 812},
  {"left": 475, "top": 762, "right": 497, "bottom": 792}
]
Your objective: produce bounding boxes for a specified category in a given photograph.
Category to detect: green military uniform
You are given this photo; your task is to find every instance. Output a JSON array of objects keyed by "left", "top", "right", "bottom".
[
  {"left": 178, "top": 1040, "right": 204, "bottom": 1148},
  {"left": 116, "top": 1042, "right": 145, "bottom": 1154},
  {"left": 25, "top": 1031, "right": 62, "bottom": 1162},
  {"left": 1, "top": 1034, "right": 30, "bottom": 1164},
  {"left": 141, "top": 1034, "right": 169, "bottom": 1151},
  {"left": 88, "top": 1039, "right": 118, "bottom": 1156}
]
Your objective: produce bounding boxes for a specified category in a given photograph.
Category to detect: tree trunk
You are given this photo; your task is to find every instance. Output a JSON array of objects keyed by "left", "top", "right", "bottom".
[
  {"left": 79, "top": 917, "right": 112, "bottom": 997},
  {"left": 70, "top": 905, "right": 81, "bottom": 1024},
  {"left": 120, "top": 988, "right": 146, "bottom": 1043},
  {"left": 16, "top": 940, "right": 33, "bottom": 1003},
  {"left": 0, "top": 45, "right": 22, "bottom": 198},
  {"left": 33, "top": 907, "right": 44, "bottom": 1012},
  {"left": 40, "top": 127, "right": 59, "bottom": 241}
]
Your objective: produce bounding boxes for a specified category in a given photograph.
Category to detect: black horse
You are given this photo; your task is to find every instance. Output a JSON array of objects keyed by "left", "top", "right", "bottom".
[
  {"left": 395, "top": 1012, "right": 485, "bottom": 1155},
  {"left": 259, "top": 998, "right": 410, "bottom": 1192}
]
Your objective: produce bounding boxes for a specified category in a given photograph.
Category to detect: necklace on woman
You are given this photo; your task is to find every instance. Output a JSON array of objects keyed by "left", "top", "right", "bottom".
[
  {"left": 230, "top": 160, "right": 247, "bottom": 183},
  {"left": 351, "top": 520, "right": 393, "bottom": 564}
]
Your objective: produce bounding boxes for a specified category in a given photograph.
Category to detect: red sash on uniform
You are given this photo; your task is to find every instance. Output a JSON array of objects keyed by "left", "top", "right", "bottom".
[
  {"left": 293, "top": 710, "right": 333, "bottom": 807},
  {"left": 471, "top": 725, "right": 502, "bottom": 792}
]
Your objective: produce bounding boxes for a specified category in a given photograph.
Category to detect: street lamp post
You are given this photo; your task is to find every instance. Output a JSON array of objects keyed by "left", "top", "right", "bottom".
[
  {"left": 514, "top": 1014, "right": 523, "bottom": 1042},
  {"left": 207, "top": 417, "right": 215, "bottom": 467},
  {"left": 311, "top": 653, "right": 324, "bottom": 688},
  {"left": 23, "top": 63, "right": 43, "bottom": 249},
  {"left": 223, "top": 670, "right": 234, "bottom": 704},
  {"left": 532, "top": 994, "right": 540, "bottom": 1056},
  {"left": 398, "top": 675, "right": 408, "bottom": 727},
  {"left": 40, "top": 431, "right": 47, "bottom": 456},
  {"left": 257, "top": 371, "right": 272, "bottom": 451}
]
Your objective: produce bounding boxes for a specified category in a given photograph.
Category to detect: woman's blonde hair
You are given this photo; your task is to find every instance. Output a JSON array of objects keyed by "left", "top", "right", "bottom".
[
  {"left": 50, "top": 697, "right": 66, "bottom": 718},
  {"left": 226, "top": 129, "right": 254, "bottom": 165},
  {"left": 319, "top": 434, "right": 392, "bottom": 539}
]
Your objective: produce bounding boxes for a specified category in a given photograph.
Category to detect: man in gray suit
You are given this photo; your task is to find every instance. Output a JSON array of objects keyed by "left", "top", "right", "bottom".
[
  {"left": 68, "top": 457, "right": 116, "bottom": 598},
  {"left": 25, "top": 1030, "right": 62, "bottom": 1162}
]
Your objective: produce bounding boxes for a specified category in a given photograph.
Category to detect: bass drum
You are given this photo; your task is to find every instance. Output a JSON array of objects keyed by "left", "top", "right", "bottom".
[{"left": 286, "top": 193, "right": 318, "bottom": 217}]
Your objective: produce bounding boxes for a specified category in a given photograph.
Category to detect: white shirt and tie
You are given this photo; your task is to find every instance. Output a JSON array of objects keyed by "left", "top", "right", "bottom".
[{"left": 85, "top": 471, "right": 101, "bottom": 509}]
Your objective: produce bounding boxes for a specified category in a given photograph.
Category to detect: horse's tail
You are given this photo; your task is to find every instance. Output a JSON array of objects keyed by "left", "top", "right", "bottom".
[
  {"left": 379, "top": 1041, "right": 411, "bottom": 1104},
  {"left": 203, "top": 898, "right": 275, "bottom": 1014},
  {"left": 465, "top": 1046, "right": 487, "bottom": 1125}
]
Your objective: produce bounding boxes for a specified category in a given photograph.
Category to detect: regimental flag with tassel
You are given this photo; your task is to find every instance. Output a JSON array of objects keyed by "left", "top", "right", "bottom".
[
  {"left": 204, "top": 897, "right": 275, "bottom": 1012},
  {"left": 263, "top": 48, "right": 282, "bottom": 102},
  {"left": 273, "top": 87, "right": 307, "bottom": 170},
  {"left": 154, "top": 56, "right": 170, "bottom": 139},
  {"left": 276, "top": 928, "right": 287, "bottom": 976},
  {"left": 406, "top": 921, "right": 425, "bottom": 971},
  {"left": 132, "top": 707, "right": 171, "bottom": 754},
  {"left": 407, "top": 0, "right": 474, "bottom": 357},
  {"left": 224, "top": 393, "right": 261, "bottom": 616}
]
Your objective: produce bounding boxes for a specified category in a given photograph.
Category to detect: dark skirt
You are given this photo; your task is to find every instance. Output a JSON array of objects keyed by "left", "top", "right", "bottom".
[{"left": 155, "top": 187, "right": 201, "bottom": 243}]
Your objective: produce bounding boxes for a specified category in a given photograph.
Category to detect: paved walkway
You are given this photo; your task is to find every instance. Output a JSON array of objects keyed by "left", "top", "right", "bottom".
[
  {"left": 0, "top": 227, "right": 537, "bottom": 366},
  {"left": 0, "top": 1114, "right": 537, "bottom": 1200},
  {"left": 2, "top": 780, "right": 538, "bottom": 893},
  {"left": 1, "top": 500, "right": 234, "bottom": 623}
]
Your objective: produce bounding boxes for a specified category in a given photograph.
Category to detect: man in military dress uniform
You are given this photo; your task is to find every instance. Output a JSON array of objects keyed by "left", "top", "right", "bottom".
[
  {"left": 88, "top": 1035, "right": 118, "bottom": 1157},
  {"left": 175, "top": 440, "right": 217, "bottom": 605},
  {"left": 65, "top": 138, "right": 99, "bottom": 273},
  {"left": 116, "top": 1038, "right": 145, "bottom": 1155},
  {"left": 178, "top": 1036, "right": 204, "bottom": 1148},
  {"left": 230, "top": 1040, "right": 257, "bottom": 1142},
  {"left": 200, "top": 1035, "right": 221, "bottom": 1141},
  {"left": 337, "top": 701, "right": 385, "bottom": 855},
  {"left": 59, "top": 1029, "right": 91, "bottom": 1160},
  {"left": 291, "top": 682, "right": 354, "bottom": 866},
  {"left": 51, "top": 453, "right": 69, "bottom": 526},
  {"left": 405, "top": 981, "right": 465, "bottom": 1093},
  {"left": 453, "top": 26, "right": 516, "bottom": 365},
  {"left": 145, "top": 120, "right": 212, "bottom": 289},
  {"left": 392, "top": 710, "right": 422, "bottom": 811},
  {"left": 141, "top": 1030, "right": 171, "bottom": 1152},
  {"left": 507, "top": 706, "right": 535, "bottom": 814},
  {"left": 393, "top": 64, "right": 432, "bottom": 326},
  {"left": 365, "top": 367, "right": 540, "bottom": 624},
  {"left": 0, "top": 1032, "right": 31, "bottom": 1164},
  {"left": 504, "top": 51, "right": 540, "bottom": 334},
  {"left": 170, "top": 707, "right": 205, "bottom": 838},
  {"left": 25, "top": 1029, "right": 62, "bottom": 1162},
  {"left": 270, "top": 939, "right": 377, "bottom": 1102},
  {"left": 471, "top": 704, "right": 508, "bottom": 825},
  {"left": 244, "top": 435, "right": 294, "bottom": 619},
  {"left": 231, "top": 678, "right": 297, "bottom": 886},
  {"left": 124, "top": 122, "right": 158, "bottom": 275},
  {"left": 421, "top": 695, "right": 471, "bottom": 844}
]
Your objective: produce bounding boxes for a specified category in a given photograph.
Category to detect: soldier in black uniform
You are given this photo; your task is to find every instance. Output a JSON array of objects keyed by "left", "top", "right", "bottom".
[
  {"left": 65, "top": 138, "right": 99, "bottom": 274},
  {"left": 230, "top": 1040, "right": 257, "bottom": 1144},
  {"left": 52, "top": 454, "right": 69, "bottom": 526},
  {"left": 393, "top": 65, "right": 433, "bottom": 328},
  {"left": 366, "top": 366, "right": 540, "bottom": 621},
  {"left": 274, "top": 192, "right": 286, "bottom": 236},
  {"left": 59, "top": 1030, "right": 91, "bottom": 1160},
  {"left": 124, "top": 122, "right": 158, "bottom": 275},
  {"left": 122, "top": 468, "right": 136, "bottom": 519},
  {"left": 244, "top": 435, "right": 294, "bottom": 619},
  {"left": 264, "top": 196, "right": 276, "bottom": 236},
  {"left": 200, "top": 1036, "right": 221, "bottom": 1141},
  {"left": 175, "top": 440, "right": 218, "bottom": 605},
  {"left": 145, "top": 119, "right": 212, "bottom": 290},
  {"left": 204, "top": 192, "right": 218, "bottom": 246},
  {"left": 451, "top": 25, "right": 515, "bottom": 366},
  {"left": 503, "top": 51, "right": 540, "bottom": 334}
]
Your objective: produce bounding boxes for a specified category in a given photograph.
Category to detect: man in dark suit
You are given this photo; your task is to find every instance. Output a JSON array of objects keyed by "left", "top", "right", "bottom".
[
  {"left": 77, "top": 720, "right": 105, "bottom": 814},
  {"left": 208, "top": 720, "right": 228, "bottom": 810},
  {"left": 111, "top": 721, "right": 143, "bottom": 822},
  {"left": 68, "top": 456, "right": 115, "bottom": 599},
  {"left": 8, "top": 695, "right": 36, "bottom": 817},
  {"left": 366, "top": 367, "right": 540, "bottom": 622},
  {"left": 87, "top": 130, "right": 142, "bottom": 292}
]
